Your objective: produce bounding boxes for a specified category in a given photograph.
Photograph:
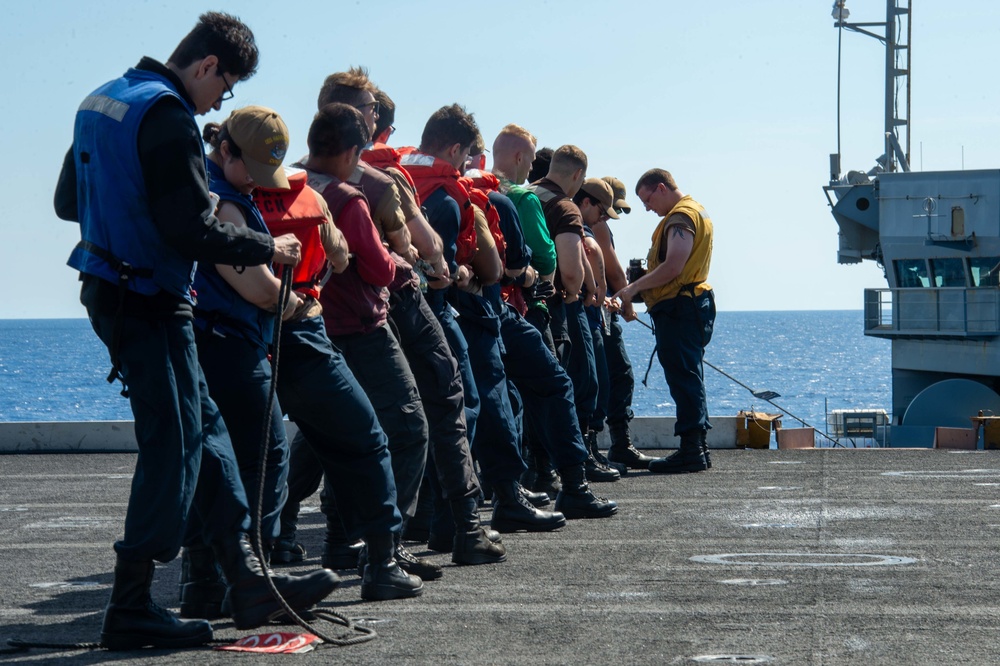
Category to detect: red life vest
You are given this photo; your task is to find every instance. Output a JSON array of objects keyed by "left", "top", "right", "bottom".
[
  {"left": 460, "top": 171, "right": 507, "bottom": 266},
  {"left": 255, "top": 169, "right": 329, "bottom": 300},
  {"left": 362, "top": 143, "right": 417, "bottom": 195},
  {"left": 465, "top": 169, "right": 527, "bottom": 313},
  {"left": 397, "top": 148, "right": 477, "bottom": 266}
]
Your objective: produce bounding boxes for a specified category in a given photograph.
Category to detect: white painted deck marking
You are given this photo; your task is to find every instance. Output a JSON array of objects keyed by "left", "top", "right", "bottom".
[{"left": 691, "top": 553, "right": 918, "bottom": 567}]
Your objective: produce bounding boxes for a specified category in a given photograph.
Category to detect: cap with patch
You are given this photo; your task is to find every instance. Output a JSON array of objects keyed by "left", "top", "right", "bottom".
[
  {"left": 225, "top": 106, "right": 290, "bottom": 189},
  {"left": 601, "top": 176, "right": 632, "bottom": 214},
  {"left": 580, "top": 178, "right": 619, "bottom": 220}
]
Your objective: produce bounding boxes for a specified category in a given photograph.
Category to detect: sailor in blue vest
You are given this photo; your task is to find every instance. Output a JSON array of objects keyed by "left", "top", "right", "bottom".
[{"left": 53, "top": 12, "right": 337, "bottom": 650}]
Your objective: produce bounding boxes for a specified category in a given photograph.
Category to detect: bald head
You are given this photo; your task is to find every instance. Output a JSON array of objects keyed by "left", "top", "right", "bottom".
[{"left": 492, "top": 124, "right": 537, "bottom": 184}]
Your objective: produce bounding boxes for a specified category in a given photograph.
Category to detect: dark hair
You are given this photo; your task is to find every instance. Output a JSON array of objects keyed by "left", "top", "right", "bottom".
[
  {"left": 572, "top": 190, "right": 600, "bottom": 208},
  {"left": 308, "top": 103, "right": 370, "bottom": 158},
  {"left": 317, "top": 66, "right": 374, "bottom": 109},
  {"left": 635, "top": 168, "right": 678, "bottom": 194},
  {"left": 373, "top": 89, "right": 395, "bottom": 138},
  {"left": 419, "top": 104, "right": 479, "bottom": 155},
  {"left": 168, "top": 12, "right": 259, "bottom": 79},
  {"left": 527, "top": 147, "right": 553, "bottom": 183},
  {"left": 202, "top": 121, "right": 242, "bottom": 157}
]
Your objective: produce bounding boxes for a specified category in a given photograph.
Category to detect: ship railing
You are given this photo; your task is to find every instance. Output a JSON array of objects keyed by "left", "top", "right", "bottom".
[{"left": 864, "top": 287, "right": 1000, "bottom": 338}]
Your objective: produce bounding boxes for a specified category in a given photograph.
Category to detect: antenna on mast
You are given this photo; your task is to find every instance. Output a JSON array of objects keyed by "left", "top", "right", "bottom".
[{"left": 830, "top": 0, "right": 911, "bottom": 181}]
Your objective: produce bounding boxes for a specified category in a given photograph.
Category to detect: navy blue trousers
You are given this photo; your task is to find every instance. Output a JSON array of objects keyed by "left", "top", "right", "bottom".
[
  {"left": 87, "top": 309, "right": 248, "bottom": 563},
  {"left": 425, "top": 288, "right": 481, "bottom": 446},
  {"left": 275, "top": 316, "right": 401, "bottom": 542},
  {"left": 194, "top": 331, "right": 289, "bottom": 542},
  {"left": 650, "top": 291, "right": 716, "bottom": 436},
  {"left": 499, "top": 304, "right": 589, "bottom": 469},
  {"left": 453, "top": 291, "right": 526, "bottom": 486},
  {"left": 590, "top": 318, "right": 611, "bottom": 433},
  {"left": 564, "top": 299, "right": 599, "bottom": 432},
  {"left": 603, "top": 315, "right": 635, "bottom": 428}
]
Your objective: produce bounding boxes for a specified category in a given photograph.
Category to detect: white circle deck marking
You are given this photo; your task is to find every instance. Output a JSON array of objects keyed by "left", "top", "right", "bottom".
[
  {"left": 974, "top": 483, "right": 1000, "bottom": 486},
  {"left": 882, "top": 469, "right": 1000, "bottom": 478},
  {"left": 25, "top": 517, "right": 116, "bottom": 529},
  {"left": 690, "top": 553, "right": 918, "bottom": 567},
  {"left": 741, "top": 523, "right": 801, "bottom": 529},
  {"left": 585, "top": 591, "right": 653, "bottom": 600},
  {"left": 30, "top": 581, "right": 107, "bottom": 590},
  {"left": 719, "top": 579, "right": 788, "bottom": 586},
  {"left": 756, "top": 486, "right": 802, "bottom": 491},
  {"left": 0, "top": 506, "right": 29, "bottom": 512},
  {"left": 690, "top": 656, "right": 774, "bottom": 664}
]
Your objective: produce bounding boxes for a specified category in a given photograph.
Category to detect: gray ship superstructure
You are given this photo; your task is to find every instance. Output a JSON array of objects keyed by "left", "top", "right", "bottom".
[{"left": 825, "top": 0, "right": 1000, "bottom": 443}]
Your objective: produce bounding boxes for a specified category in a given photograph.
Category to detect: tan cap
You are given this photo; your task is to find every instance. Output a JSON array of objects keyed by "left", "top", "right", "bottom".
[
  {"left": 226, "top": 106, "right": 290, "bottom": 189},
  {"left": 601, "top": 175, "right": 632, "bottom": 214},
  {"left": 580, "top": 178, "right": 619, "bottom": 220}
]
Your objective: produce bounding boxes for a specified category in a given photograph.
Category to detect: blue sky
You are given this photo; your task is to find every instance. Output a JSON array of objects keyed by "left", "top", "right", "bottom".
[{"left": 3, "top": 0, "right": 999, "bottom": 318}]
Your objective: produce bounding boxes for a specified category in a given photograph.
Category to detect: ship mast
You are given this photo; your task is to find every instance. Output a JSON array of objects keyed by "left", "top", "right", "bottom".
[{"left": 831, "top": 0, "right": 911, "bottom": 178}]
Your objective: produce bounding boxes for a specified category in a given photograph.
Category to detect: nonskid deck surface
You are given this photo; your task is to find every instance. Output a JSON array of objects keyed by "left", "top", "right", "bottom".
[{"left": 2, "top": 449, "right": 999, "bottom": 665}]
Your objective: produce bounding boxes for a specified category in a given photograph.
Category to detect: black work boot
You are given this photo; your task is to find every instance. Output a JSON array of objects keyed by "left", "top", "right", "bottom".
[
  {"left": 448, "top": 496, "right": 507, "bottom": 565},
  {"left": 555, "top": 463, "right": 618, "bottom": 519},
  {"left": 394, "top": 536, "right": 443, "bottom": 581},
  {"left": 701, "top": 430, "right": 712, "bottom": 469},
  {"left": 586, "top": 430, "right": 627, "bottom": 475},
  {"left": 322, "top": 539, "right": 365, "bottom": 571},
  {"left": 584, "top": 452, "right": 621, "bottom": 483},
  {"left": 214, "top": 533, "right": 340, "bottom": 629},
  {"left": 320, "top": 513, "right": 364, "bottom": 570},
  {"left": 491, "top": 479, "right": 567, "bottom": 533},
  {"left": 402, "top": 476, "right": 434, "bottom": 542},
  {"left": 607, "top": 421, "right": 655, "bottom": 470},
  {"left": 648, "top": 431, "right": 708, "bottom": 474},
  {"left": 523, "top": 439, "right": 561, "bottom": 496},
  {"left": 178, "top": 544, "right": 227, "bottom": 619},
  {"left": 528, "top": 466, "right": 562, "bottom": 497},
  {"left": 270, "top": 539, "right": 306, "bottom": 565},
  {"left": 102, "top": 557, "right": 213, "bottom": 651},
  {"left": 426, "top": 495, "right": 502, "bottom": 552},
  {"left": 519, "top": 484, "right": 551, "bottom": 508},
  {"left": 360, "top": 533, "right": 423, "bottom": 601}
]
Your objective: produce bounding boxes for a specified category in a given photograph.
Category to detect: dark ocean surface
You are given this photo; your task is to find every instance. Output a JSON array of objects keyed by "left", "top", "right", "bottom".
[{"left": 0, "top": 312, "right": 891, "bottom": 432}]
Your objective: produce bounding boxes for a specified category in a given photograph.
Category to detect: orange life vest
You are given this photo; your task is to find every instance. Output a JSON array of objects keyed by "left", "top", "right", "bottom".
[
  {"left": 465, "top": 169, "right": 526, "bottom": 313},
  {"left": 362, "top": 143, "right": 417, "bottom": 196},
  {"left": 397, "top": 148, "right": 478, "bottom": 266},
  {"left": 255, "top": 169, "right": 329, "bottom": 300},
  {"left": 461, "top": 170, "right": 507, "bottom": 266}
]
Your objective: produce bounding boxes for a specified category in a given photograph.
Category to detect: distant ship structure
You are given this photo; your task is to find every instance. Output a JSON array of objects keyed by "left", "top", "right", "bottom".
[{"left": 824, "top": 0, "right": 1000, "bottom": 446}]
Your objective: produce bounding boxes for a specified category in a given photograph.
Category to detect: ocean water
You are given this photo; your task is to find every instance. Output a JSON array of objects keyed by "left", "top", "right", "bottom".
[{"left": 0, "top": 312, "right": 891, "bottom": 431}]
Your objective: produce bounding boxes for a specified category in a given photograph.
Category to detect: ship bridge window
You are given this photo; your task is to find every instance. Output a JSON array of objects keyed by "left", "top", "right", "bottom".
[
  {"left": 969, "top": 257, "right": 1000, "bottom": 287},
  {"left": 930, "top": 258, "right": 967, "bottom": 287},
  {"left": 894, "top": 259, "right": 929, "bottom": 288}
]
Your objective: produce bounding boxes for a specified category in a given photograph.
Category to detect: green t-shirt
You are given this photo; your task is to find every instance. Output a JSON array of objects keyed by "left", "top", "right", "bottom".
[{"left": 504, "top": 182, "right": 557, "bottom": 276}]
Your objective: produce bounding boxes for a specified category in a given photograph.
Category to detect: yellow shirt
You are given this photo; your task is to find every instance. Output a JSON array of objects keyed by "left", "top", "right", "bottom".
[{"left": 641, "top": 195, "right": 713, "bottom": 308}]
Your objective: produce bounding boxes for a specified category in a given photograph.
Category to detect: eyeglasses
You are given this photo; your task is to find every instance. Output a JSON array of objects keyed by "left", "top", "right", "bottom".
[
  {"left": 218, "top": 74, "right": 235, "bottom": 104},
  {"left": 388, "top": 125, "right": 396, "bottom": 136},
  {"left": 355, "top": 100, "right": 380, "bottom": 115}
]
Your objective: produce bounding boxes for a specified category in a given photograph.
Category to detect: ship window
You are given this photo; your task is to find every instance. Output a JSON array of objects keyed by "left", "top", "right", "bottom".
[
  {"left": 969, "top": 257, "right": 1000, "bottom": 287},
  {"left": 894, "top": 259, "right": 929, "bottom": 288},
  {"left": 929, "top": 258, "right": 967, "bottom": 287}
]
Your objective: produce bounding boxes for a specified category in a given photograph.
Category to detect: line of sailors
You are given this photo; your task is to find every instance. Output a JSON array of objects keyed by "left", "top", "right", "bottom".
[{"left": 176, "top": 65, "right": 662, "bottom": 614}]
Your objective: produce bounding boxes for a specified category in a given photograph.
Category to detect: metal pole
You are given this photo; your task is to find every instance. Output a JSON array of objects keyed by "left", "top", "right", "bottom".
[{"left": 884, "top": 0, "right": 896, "bottom": 171}]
